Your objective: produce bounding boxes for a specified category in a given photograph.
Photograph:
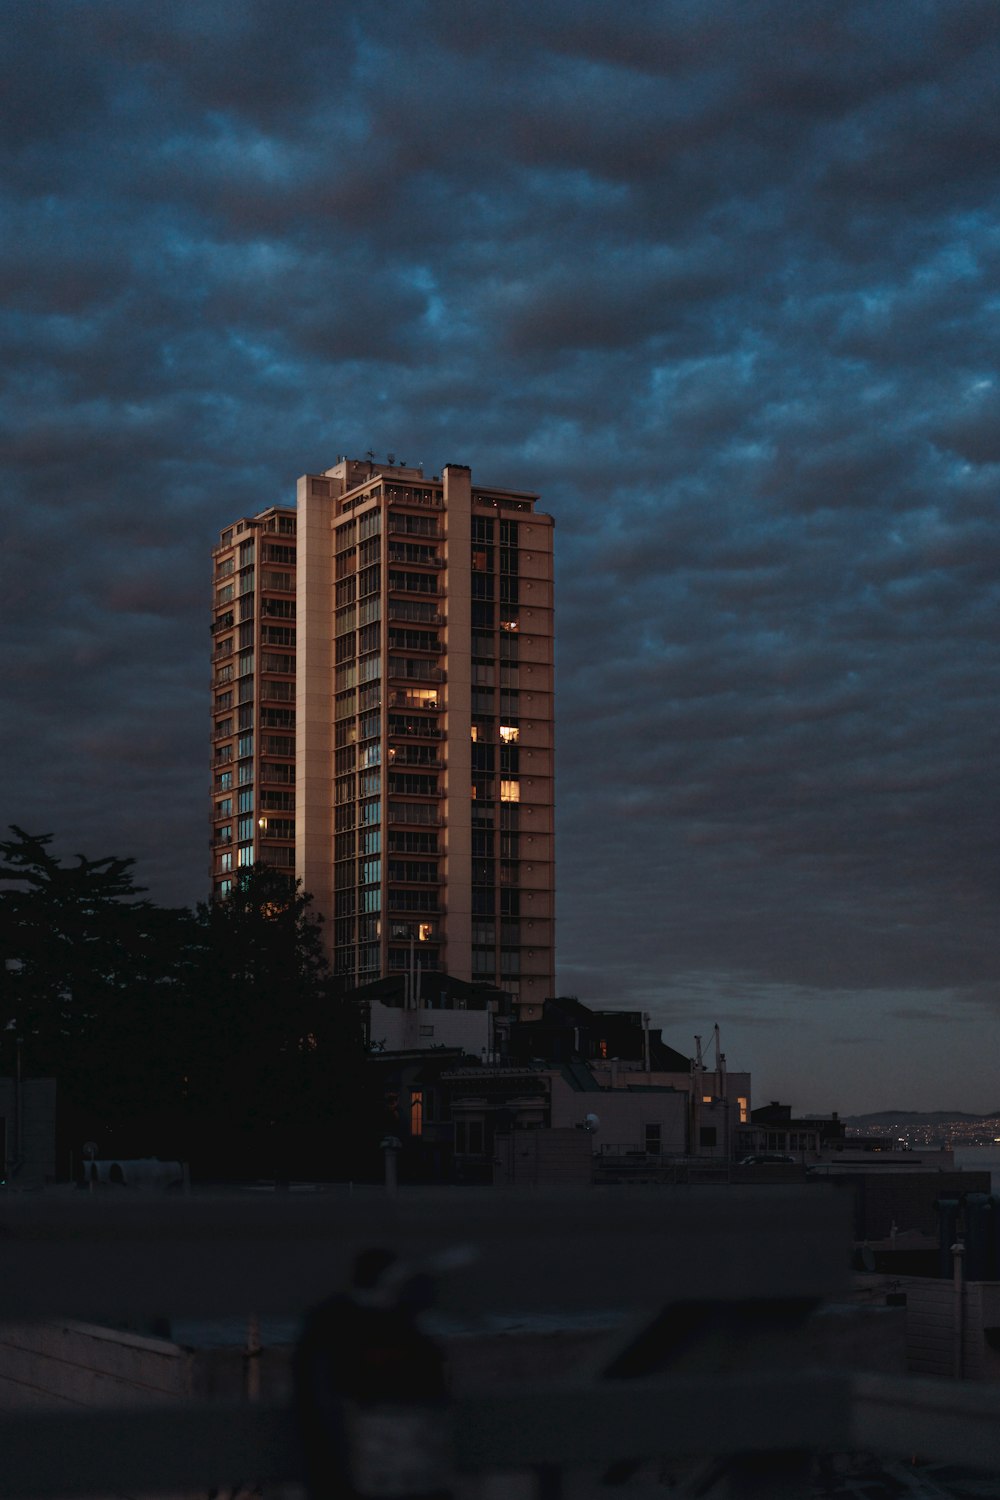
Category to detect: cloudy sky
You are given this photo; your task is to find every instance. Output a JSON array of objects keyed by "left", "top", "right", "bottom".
[{"left": 3, "top": 1, "right": 999, "bottom": 1114}]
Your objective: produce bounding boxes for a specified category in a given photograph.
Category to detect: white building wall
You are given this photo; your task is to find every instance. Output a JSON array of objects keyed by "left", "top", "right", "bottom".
[
  {"left": 547, "top": 1076, "right": 688, "bottom": 1154},
  {"left": 368, "top": 1002, "right": 491, "bottom": 1057}
]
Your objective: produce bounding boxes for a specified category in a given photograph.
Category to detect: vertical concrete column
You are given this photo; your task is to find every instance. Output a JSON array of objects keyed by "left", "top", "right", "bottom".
[
  {"left": 519, "top": 513, "right": 555, "bottom": 1006},
  {"left": 379, "top": 492, "right": 390, "bottom": 976},
  {"left": 443, "top": 464, "right": 473, "bottom": 980},
  {"left": 295, "top": 474, "right": 336, "bottom": 940}
]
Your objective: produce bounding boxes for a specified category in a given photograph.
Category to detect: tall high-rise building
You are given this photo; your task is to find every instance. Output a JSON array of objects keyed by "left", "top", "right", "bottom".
[{"left": 211, "top": 457, "right": 555, "bottom": 1011}]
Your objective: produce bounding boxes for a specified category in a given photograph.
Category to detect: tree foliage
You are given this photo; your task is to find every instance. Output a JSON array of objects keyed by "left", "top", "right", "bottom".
[{"left": 0, "top": 830, "right": 368, "bottom": 1178}]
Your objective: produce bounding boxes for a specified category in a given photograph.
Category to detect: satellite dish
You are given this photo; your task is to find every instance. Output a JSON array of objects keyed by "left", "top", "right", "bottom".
[{"left": 583, "top": 1113, "right": 600, "bottom": 1134}]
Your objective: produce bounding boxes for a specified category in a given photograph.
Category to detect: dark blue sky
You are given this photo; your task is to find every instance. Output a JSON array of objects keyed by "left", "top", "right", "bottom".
[{"left": 3, "top": 1, "right": 999, "bottom": 1112}]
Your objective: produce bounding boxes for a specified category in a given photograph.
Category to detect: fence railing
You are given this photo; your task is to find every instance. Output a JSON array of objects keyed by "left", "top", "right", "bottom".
[{"left": 2, "top": 1187, "right": 1000, "bottom": 1497}]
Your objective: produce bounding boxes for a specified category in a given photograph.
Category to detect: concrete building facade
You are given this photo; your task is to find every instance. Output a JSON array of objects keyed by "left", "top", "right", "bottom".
[
  {"left": 212, "top": 457, "right": 555, "bottom": 1007},
  {"left": 211, "top": 506, "right": 298, "bottom": 890}
]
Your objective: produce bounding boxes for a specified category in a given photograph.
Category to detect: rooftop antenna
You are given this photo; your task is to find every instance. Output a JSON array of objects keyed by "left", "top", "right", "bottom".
[{"left": 387, "top": 452, "right": 396, "bottom": 466}]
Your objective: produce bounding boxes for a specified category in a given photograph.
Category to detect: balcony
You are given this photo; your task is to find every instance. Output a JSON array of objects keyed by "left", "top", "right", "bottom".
[
  {"left": 388, "top": 749, "right": 443, "bottom": 768},
  {"left": 388, "top": 637, "right": 444, "bottom": 655},
  {"left": 388, "top": 603, "right": 445, "bottom": 625},
  {"left": 388, "top": 805, "right": 443, "bottom": 826},
  {"left": 387, "top": 660, "right": 445, "bottom": 683},
  {"left": 388, "top": 690, "right": 443, "bottom": 712},
  {"left": 387, "top": 546, "right": 444, "bottom": 567},
  {"left": 388, "top": 719, "right": 442, "bottom": 739}
]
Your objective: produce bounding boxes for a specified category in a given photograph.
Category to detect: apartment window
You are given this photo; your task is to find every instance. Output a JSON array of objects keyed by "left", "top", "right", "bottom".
[
  {"left": 410, "top": 1091, "right": 423, "bottom": 1137},
  {"left": 738, "top": 1096, "right": 749, "bottom": 1125},
  {"left": 219, "top": 852, "right": 232, "bottom": 873},
  {"left": 499, "top": 724, "right": 519, "bottom": 743},
  {"left": 500, "top": 780, "right": 520, "bottom": 803},
  {"left": 217, "top": 771, "right": 233, "bottom": 791},
  {"left": 645, "top": 1124, "right": 662, "bottom": 1155},
  {"left": 238, "top": 789, "right": 253, "bottom": 813},
  {"left": 237, "top": 846, "right": 254, "bottom": 867}
]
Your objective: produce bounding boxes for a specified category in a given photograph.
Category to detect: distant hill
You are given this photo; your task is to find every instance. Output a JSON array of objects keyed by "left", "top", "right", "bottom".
[{"left": 844, "top": 1110, "right": 1000, "bottom": 1127}]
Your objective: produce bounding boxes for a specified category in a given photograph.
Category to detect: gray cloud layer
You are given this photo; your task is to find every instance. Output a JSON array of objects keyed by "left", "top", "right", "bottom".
[{"left": 3, "top": 1, "right": 998, "bottom": 1108}]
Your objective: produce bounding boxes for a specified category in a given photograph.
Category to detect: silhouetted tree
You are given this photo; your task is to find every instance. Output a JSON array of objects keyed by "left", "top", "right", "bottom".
[
  {"left": 179, "top": 865, "right": 367, "bottom": 1177},
  {"left": 0, "top": 826, "right": 194, "bottom": 1155},
  {"left": 1, "top": 833, "right": 370, "bottom": 1178}
]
